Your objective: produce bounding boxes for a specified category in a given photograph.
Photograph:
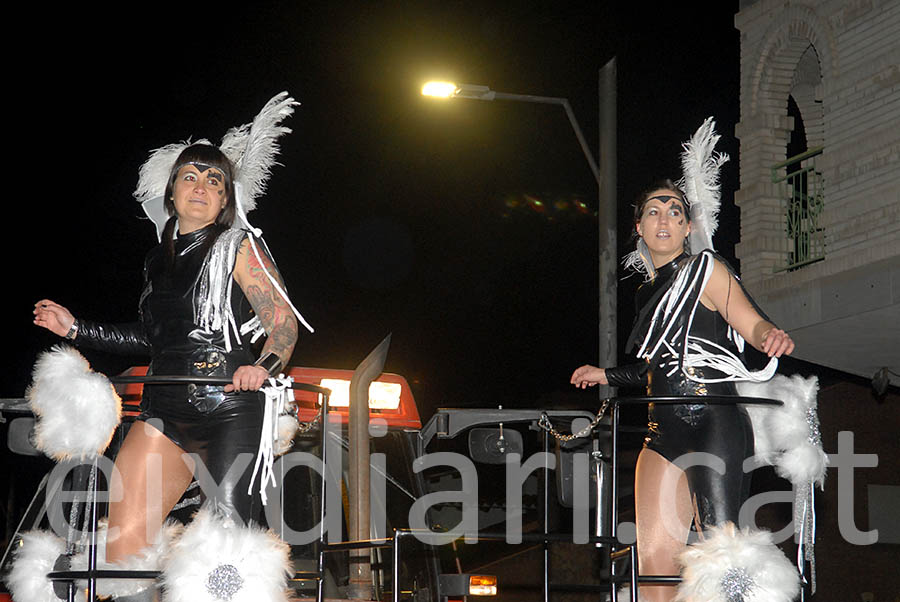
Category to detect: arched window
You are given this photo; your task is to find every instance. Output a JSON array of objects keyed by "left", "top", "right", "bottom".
[{"left": 773, "top": 44, "right": 825, "bottom": 271}]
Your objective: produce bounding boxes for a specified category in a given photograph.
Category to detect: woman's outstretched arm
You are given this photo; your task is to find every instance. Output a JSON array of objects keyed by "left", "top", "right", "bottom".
[
  {"left": 700, "top": 258, "right": 795, "bottom": 358},
  {"left": 229, "top": 237, "right": 299, "bottom": 391}
]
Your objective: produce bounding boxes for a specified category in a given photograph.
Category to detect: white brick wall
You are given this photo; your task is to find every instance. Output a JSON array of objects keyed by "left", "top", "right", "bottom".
[{"left": 735, "top": 0, "right": 900, "bottom": 291}]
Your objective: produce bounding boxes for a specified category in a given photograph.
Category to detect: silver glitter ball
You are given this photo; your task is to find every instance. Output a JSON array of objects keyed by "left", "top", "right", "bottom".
[
  {"left": 206, "top": 563, "right": 244, "bottom": 601},
  {"left": 720, "top": 567, "right": 754, "bottom": 602}
]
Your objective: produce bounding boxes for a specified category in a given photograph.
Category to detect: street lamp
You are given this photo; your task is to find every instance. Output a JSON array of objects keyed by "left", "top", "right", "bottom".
[
  {"left": 422, "top": 69, "right": 618, "bottom": 385},
  {"left": 422, "top": 82, "right": 601, "bottom": 189},
  {"left": 423, "top": 68, "right": 620, "bottom": 564}
]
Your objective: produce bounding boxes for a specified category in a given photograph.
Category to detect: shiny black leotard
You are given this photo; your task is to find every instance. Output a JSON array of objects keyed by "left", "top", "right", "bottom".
[
  {"left": 627, "top": 253, "right": 754, "bottom": 529},
  {"left": 76, "top": 225, "right": 264, "bottom": 524}
]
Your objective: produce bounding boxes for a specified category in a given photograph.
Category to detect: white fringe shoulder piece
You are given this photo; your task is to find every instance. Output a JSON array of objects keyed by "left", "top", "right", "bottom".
[{"left": 634, "top": 251, "right": 777, "bottom": 386}]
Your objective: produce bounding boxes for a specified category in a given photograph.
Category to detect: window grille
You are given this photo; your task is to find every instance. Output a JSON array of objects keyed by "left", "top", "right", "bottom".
[{"left": 771, "top": 146, "right": 825, "bottom": 271}]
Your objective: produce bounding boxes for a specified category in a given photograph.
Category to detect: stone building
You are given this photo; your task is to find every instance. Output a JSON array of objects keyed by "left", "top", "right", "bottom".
[
  {"left": 734, "top": 1, "right": 900, "bottom": 599},
  {"left": 734, "top": 0, "right": 899, "bottom": 380}
]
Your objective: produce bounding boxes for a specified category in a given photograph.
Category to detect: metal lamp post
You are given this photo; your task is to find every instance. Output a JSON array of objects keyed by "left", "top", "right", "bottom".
[{"left": 422, "top": 60, "right": 618, "bottom": 393}]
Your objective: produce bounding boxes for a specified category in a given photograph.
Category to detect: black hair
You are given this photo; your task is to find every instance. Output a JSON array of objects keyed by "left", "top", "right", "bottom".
[{"left": 160, "top": 144, "right": 237, "bottom": 268}]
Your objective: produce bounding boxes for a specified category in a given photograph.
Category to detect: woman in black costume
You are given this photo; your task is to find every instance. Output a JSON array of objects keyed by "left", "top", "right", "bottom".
[
  {"left": 571, "top": 182, "right": 794, "bottom": 602},
  {"left": 32, "top": 143, "right": 299, "bottom": 577}
]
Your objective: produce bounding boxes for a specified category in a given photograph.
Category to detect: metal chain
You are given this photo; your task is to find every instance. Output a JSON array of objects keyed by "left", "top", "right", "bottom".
[
  {"left": 285, "top": 403, "right": 322, "bottom": 434},
  {"left": 537, "top": 398, "right": 611, "bottom": 442}
]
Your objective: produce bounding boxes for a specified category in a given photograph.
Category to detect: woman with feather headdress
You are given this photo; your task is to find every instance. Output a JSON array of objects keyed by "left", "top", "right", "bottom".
[
  {"left": 570, "top": 120, "right": 796, "bottom": 602},
  {"left": 29, "top": 93, "right": 311, "bottom": 602}
]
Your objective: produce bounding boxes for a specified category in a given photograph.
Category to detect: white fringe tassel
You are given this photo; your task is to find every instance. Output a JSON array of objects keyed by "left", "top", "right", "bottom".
[{"left": 248, "top": 377, "right": 296, "bottom": 505}]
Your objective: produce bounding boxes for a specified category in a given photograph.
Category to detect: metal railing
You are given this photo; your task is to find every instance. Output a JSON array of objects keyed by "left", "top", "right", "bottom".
[{"left": 771, "top": 146, "right": 825, "bottom": 271}]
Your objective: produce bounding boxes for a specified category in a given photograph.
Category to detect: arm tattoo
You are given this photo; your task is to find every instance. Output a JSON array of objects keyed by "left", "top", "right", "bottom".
[{"left": 238, "top": 240, "right": 299, "bottom": 365}]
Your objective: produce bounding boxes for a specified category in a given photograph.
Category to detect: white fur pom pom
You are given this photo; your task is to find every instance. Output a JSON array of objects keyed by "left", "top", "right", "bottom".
[
  {"left": 5, "top": 530, "right": 78, "bottom": 602},
  {"left": 675, "top": 523, "right": 800, "bottom": 602},
  {"left": 162, "top": 506, "right": 292, "bottom": 602},
  {"left": 25, "top": 345, "right": 122, "bottom": 461},
  {"left": 69, "top": 519, "right": 182, "bottom": 599},
  {"left": 737, "top": 374, "right": 827, "bottom": 487},
  {"left": 275, "top": 414, "right": 299, "bottom": 456},
  {"left": 775, "top": 442, "right": 828, "bottom": 487}
]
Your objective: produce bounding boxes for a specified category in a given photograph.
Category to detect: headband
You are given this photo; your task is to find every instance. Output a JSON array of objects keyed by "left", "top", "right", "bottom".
[{"left": 624, "top": 117, "right": 729, "bottom": 280}]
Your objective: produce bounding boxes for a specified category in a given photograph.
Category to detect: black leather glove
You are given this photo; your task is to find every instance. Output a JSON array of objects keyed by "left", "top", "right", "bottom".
[
  {"left": 74, "top": 319, "right": 151, "bottom": 356},
  {"left": 605, "top": 361, "right": 648, "bottom": 388}
]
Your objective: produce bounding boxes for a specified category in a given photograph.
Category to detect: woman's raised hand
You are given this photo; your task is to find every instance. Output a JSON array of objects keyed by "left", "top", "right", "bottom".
[
  {"left": 570, "top": 364, "right": 608, "bottom": 389},
  {"left": 33, "top": 300, "right": 75, "bottom": 338}
]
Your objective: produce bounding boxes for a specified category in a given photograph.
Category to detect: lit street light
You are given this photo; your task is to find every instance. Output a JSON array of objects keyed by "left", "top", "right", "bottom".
[
  {"left": 422, "top": 64, "right": 619, "bottom": 402},
  {"left": 422, "top": 64, "right": 620, "bottom": 571},
  {"left": 422, "top": 81, "right": 601, "bottom": 189},
  {"left": 422, "top": 70, "right": 618, "bottom": 375}
]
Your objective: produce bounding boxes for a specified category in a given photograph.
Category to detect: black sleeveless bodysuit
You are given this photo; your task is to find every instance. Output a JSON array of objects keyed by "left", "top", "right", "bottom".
[{"left": 628, "top": 253, "right": 754, "bottom": 529}]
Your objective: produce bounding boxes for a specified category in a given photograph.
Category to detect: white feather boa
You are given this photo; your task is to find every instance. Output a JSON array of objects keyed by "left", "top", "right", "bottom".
[
  {"left": 161, "top": 507, "right": 292, "bottom": 602},
  {"left": 25, "top": 345, "right": 121, "bottom": 461},
  {"left": 5, "top": 530, "right": 76, "bottom": 602},
  {"left": 675, "top": 523, "right": 799, "bottom": 602}
]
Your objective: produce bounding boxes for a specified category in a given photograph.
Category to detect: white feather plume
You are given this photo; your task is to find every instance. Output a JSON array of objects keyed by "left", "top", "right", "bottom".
[
  {"left": 675, "top": 523, "right": 800, "bottom": 602},
  {"left": 677, "top": 117, "right": 729, "bottom": 253},
  {"left": 5, "top": 530, "right": 77, "bottom": 602},
  {"left": 26, "top": 345, "right": 121, "bottom": 461},
  {"left": 219, "top": 92, "right": 299, "bottom": 213},
  {"left": 161, "top": 506, "right": 292, "bottom": 602},
  {"left": 132, "top": 91, "right": 298, "bottom": 236},
  {"left": 622, "top": 238, "right": 658, "bottom": 282},
  {"left": 133, "top": 139, "right": 208, "bottom": 206}
]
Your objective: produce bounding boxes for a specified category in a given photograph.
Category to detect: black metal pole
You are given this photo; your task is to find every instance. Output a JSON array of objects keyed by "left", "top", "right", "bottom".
[
  {"left": 543, "top": 427, "right": 550, "bottom": 602},
  {"left": 609, "top": 401, "right": 620, "bottom": 601}
]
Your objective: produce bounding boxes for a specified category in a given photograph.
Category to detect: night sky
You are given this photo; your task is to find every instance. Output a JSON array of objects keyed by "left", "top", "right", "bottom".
[{"left": 7, "top": 1, "right": 743, "bottom": 418}]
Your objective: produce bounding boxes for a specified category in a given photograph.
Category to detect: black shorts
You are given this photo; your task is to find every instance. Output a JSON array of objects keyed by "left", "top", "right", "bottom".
[{"left": 138, "top": 385, "right": 264, "bottom": 524}]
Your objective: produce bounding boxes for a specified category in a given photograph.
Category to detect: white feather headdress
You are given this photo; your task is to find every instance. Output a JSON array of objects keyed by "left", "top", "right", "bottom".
[
  {"left": 677, "top": 116, "right": 729, "bottom": 254},
  {"left": 130, "top": 92, "right": 313, "bottom": 341},
  {"left": 133, "top": 92, "right": 299, "bottom": 240},
  {"left": 624, "top": 117, "right": 729, "bottom": 280}
]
